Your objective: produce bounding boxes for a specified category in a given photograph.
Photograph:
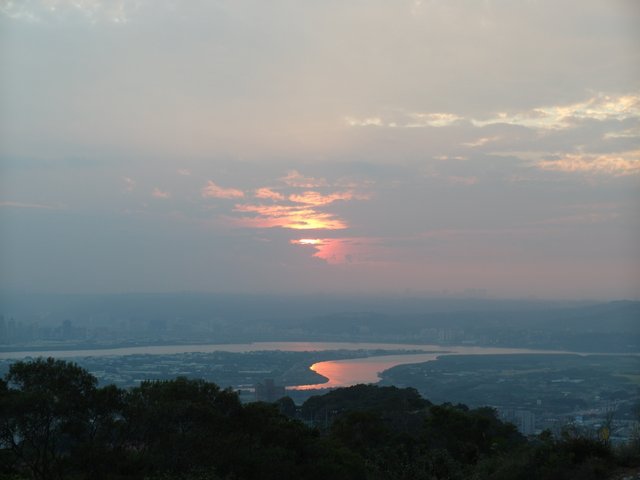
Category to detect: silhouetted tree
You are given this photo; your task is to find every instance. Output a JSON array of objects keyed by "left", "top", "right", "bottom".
[
  {"left": 123, "top": 377, "right": 241, "bottom": 475},
  {"left": 0, "top": 358, "right": 99, "bottom": 480},
  {"left": 0, "top": 359, "right": 633, "bottom": 480},
  {"left": 275, "top": 395, "right": 297, "bottom": 418}
]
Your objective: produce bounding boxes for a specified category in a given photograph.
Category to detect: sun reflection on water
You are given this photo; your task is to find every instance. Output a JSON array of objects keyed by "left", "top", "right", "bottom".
[{"left": 289, "top": 353, "right": 446, "bottom": 390}]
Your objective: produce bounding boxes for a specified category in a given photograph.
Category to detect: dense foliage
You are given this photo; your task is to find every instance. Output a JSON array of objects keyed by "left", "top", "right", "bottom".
[{"left": 0, "top": 359, "right": 637, "bottom": 479}]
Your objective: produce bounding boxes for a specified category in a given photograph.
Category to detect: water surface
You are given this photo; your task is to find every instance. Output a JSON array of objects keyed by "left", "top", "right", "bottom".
[
  {"left": 290, "top": 346, "right": 573, "bottom": 389},
  {"left": 0, "top": 341, "right": 579, "bottom": 389}
]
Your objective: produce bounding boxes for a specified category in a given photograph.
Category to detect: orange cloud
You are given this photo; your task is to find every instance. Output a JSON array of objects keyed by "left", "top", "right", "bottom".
[
  {"left": 235, "top": 204, "right": 303, "bottom": 217},
  {"left": 201, "top": 181, "right": 244, "bottom": 199},
  {"left": 280, "top": 170, "right": 327, "bottom": 188},
  {"left": 234, "top": 204, "right": 347, "bottom": 230},
  {"left": 289, "top": 190, "right": 367, "bottom": 206},
  {"left": 203, "top": 171, "right": 370, "bottom": 234},
  {"left": 536, "top": 151, "right": 640, "bottom": 176},
  {"left": 254, "top": 187, "right": 285, "bottom": 201}
]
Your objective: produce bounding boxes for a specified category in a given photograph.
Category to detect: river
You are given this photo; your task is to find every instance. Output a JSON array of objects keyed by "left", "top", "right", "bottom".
[
  {"left": 0, "top": 341, "right": 580, "bottom": 389},
  {"left": 288, "top": 345, "right": 577, "bottom": 389}
]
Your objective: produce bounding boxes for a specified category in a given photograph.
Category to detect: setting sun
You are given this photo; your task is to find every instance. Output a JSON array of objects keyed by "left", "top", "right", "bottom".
[{"left": 294, "top": 239, "right": 322, "bottom": 245}]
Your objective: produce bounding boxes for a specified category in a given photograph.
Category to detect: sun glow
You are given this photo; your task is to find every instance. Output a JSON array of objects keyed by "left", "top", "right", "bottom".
[
  {"left": 291, "top": 237, "right": 372, "bottom": 264},
  {"left": 233, "top": 204, "right": 348, "bottom": 230},
  {"left": 295, "top": 238, "right": 322, "bottom": 245}
]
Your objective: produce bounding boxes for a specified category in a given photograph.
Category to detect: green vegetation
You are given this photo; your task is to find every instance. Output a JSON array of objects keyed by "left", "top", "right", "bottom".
[
  {"left": 1, "top": 359, "right": 638, "bottom": 479},
  {"left": 380, "top": 354, "right": 640, "bottom": 426}
]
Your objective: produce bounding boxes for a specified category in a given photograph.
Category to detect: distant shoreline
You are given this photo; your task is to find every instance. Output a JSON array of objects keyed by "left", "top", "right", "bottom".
[{"left": 0, "top": 341, "right": 451, "bottom": 360}]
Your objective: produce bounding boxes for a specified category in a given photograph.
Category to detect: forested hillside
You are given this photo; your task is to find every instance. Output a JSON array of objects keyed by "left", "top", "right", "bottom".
[{"left": 1, "top": 359, "right": 638, "bottom": 479}]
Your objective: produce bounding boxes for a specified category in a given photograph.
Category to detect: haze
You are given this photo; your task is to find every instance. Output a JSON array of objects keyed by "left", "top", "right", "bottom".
[{"left": 1, "top": 0, "right": 639, "bottom": 299}]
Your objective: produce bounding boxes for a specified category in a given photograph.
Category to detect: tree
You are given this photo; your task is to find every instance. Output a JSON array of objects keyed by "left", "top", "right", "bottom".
[
  {"left": 0, "top": 358, "right": 100, "bottom": 480},
  {"left": 423, "top": 404, "right": 524, "bottom": 465},
  {"left": 275, "top": 396, "right": 297, "bottom": 418},
  {"left": 123, "top": 377, "right": 242, "bottom": 475}
]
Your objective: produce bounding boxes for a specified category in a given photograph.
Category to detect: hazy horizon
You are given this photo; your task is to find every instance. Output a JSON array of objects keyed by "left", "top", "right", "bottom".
[
  {"left": 1, "top": 1, "right": 639, "bottom": 300},
  {"left": 0, "top": 290, "right": 638, "bottom": 303}
]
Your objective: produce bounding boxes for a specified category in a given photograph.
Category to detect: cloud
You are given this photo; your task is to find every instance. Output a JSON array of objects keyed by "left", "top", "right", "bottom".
[
  {"left": 603, "top": 128, "right": 639, "bottom": 140},
  {"left": 201, "top": 181, "right": 245, "bottom": 199},
  {"left": 345, "top": 116, "right": 384, "bottom": 127},
  {"left": 536, "top": 151, "right": 640, "bottom": 176},
  {"left": 406, "top": 112, "right": 464, "bottom": 128},
  {"left": 345, "top": 112, "right": 463, "bottom": 129},
  {"left": 288, "top": 190, "right": 368, "bottom": 206},
  {"left": 1, "top": 2, "right": 638, "bottom": 298},
  {"left": 280, "top": 170, "right": 327, "bottom": 188},
  {"left": 344, "top": 93, "right": 639, "bottom": 134},
  {"left": 1, "top": 0, "right": 134, "bottom": 24},
  {"left": 254, "top": 187, "right": 284, "bottom": 201},
  {"left": 233, "top": 204, "right": 347, "bottom": 230},
  {"left": 152, "top": 187, "right": 170, "bottom": 199},
  {"left": 474, "top": 93, "right": 640, "bottom": 130},
  {"left": 463, "top": 136, "right": 500, "bottom": 148},
  {"left": 204, "top": 171, "right": 372, "bottom": 233}
]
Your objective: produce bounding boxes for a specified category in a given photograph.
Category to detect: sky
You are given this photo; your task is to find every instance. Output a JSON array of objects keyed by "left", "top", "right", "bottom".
[{"left": 0, "top": 0, "right": 639, "bottom": 299}]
